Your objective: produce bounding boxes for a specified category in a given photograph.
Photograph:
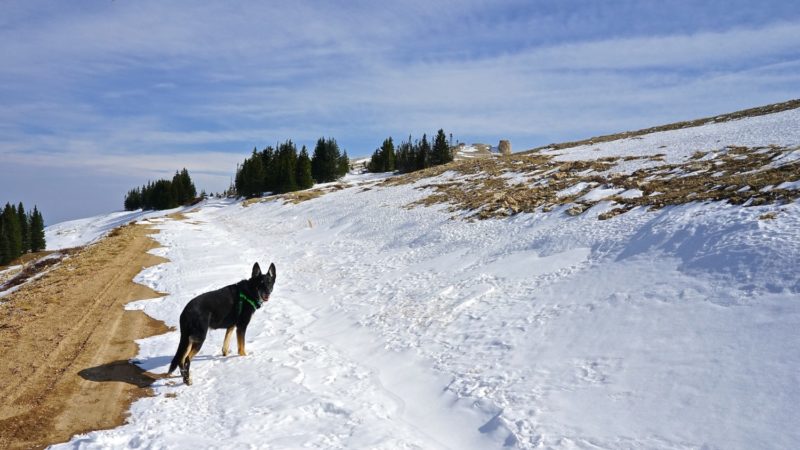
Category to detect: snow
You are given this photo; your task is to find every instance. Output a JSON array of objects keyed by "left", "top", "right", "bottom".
[
  {"left": 777, "top": 180, "right": 800, "bottom": 190},
  {"left": 45, "top": 205, "right": 197, "bottom": 250},
  {"left": 51, "top": 108, "right": 800, "bottom": 449},
  {"left": 543, "top": 108, "right": 800, "bottom": 174},
  {"left": 619, "top": 188, "right": 644, "bottom": 199},
  {"left": 0, "top": 264, "right": 22, "bottom": 277},
  {"left": 578, "top": 186, "right": 625, "bottom": 202},
  {"left": 556, "top": 182, "right": 591, "bottom": 198}
]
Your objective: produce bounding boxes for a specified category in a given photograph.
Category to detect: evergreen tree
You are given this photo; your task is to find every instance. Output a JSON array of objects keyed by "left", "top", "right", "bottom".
[
  {"left": 125, "top": 187, "right": 142, "bottom": 210},
  {"left": 295, "top": 145, "right": 314, "bottom": 190},
  {"left": 30, "top": 206, "right": 46, "bottom": 252},
  {"left": 262, "top": 146, "right": 278, "bottom": 193},
  {"left": 171, "top": 170, "right": 185, "bottom": 205},
  {"left": 381, "top": 137, "right": 395, "bottom": 172},
  {"left": 311, "top": 137, "right": 343, "bottom": 183},
  {"left": 2, "top": 203, "right": 22, "bottom": 261},
  {"left": 367, "top": 137, "right": 396, "bottom": 173},
  {"left": 274, "top": 140, "right": 298, "bottom": 193},
  {"left": 180, "top": 168, "right": 197, "bottom": 202},
  {"left": 0, "top": 221, "right": 9, "bottom": 265},
  {"left": 417, "top": 134, "right": 430, "bottom": 170},
  {"left": 395, "top": 136, "right": 414, "bottom": 173},
  {"left": 367, "top": 149, "right": 381, "bottom": 173},
  {"left": 124, "top": 170, "right": 196, "bottom": 211},
  {"left": 338, "top": 150, "right": 350, "bottom": 177},
  {"left": 17, "top": 202, "right": 30, "bottom": 253},
  {"left": 431, "top": 129, "right": 452, "bottom": 166}
]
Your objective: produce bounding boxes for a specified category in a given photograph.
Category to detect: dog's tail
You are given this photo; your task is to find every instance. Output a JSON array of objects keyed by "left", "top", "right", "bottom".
[{"left": 168, "top": 334, "right": 190, "bottom": 375}]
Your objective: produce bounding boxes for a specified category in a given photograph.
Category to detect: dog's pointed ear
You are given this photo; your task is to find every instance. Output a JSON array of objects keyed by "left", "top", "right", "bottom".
[
  {"left": 251, "top": 262, "right": 262, "bottom": 279},
  {"left": 267, "top": 263, "right": 276, "bottom": 280}
]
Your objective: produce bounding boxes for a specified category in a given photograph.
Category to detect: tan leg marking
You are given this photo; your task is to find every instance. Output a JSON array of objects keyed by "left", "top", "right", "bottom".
[
  {"left": 237, "top": 329, "right": 247, "bottom": 356},
  {"left": 179, "top": 340, "right": 193, "bottom": 366},
  {"left": 187, "top": 342, "right": 201, "bottom": 361},
  {"left": 222, "top": 326, "right": 235, "bottom": 356}
]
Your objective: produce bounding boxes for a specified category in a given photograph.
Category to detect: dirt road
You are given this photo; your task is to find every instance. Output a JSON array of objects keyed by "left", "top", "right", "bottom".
[{"left": 0, "top": 221, "right": 172, "bottom": 449}]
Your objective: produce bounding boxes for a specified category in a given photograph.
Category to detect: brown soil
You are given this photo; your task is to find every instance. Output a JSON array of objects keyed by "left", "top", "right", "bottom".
[{"left": 0, "top": 221, "right": 172, "bottom": 449}]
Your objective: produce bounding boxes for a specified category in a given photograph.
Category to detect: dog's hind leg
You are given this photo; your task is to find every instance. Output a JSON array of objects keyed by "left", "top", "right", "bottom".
[
  {"left": 168, "top": 334, "right": 190, "bottom": 375},
  {"left": 178, "top": 340, "right": 196, "bottom": 385},
  {"left": 181, "top": 337, "right": 206, "bottom": 385},
  {"left": 222, "top": 326, "right": 235, "bottom": 356}
]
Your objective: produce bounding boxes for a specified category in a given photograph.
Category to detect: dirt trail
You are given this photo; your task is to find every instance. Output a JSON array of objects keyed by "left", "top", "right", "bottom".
[{"left": 0, "top": 221, "right": 172, "bottom": 449}]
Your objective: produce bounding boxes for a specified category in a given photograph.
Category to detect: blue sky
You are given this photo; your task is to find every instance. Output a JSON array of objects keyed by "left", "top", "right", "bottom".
[{"left": 1, "top": 0, "right": 799, "bottom": 224}]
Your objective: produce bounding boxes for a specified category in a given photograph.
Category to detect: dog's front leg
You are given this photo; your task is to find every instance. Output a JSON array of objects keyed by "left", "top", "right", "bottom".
[
  {"left": 222, "top": 326, "right": 235, "bottom": 356},
  {"left": 236, "top": 325, "right": 248, "bottom": 356}
]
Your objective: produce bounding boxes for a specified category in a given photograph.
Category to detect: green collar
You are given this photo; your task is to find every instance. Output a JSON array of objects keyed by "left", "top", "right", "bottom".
[{"left": 238, "top": 291, "right": 261, "bottom": 315}]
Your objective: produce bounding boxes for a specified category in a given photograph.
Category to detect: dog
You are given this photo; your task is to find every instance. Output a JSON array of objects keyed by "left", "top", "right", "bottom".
[{"left": 167, "top": 262, "right": 276, "bottom": 385}]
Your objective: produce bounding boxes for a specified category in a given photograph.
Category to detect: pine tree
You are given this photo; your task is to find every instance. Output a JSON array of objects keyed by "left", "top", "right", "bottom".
[
  {"left": 180, "top": 168, "right": 197, "bottom": 202},
  {"left": 261, "top": 146, "right": 277, "bottom": 193},
  {"left": 296, "top": 145, "right": 314, "bottom": 190},
  {"left": 30, "top": 206, "right": 46, "bottom": 252},
  {"left": 368, "top": 137, "right": 396, "bottom": 173},
  {"left": 0, "top": 221, "right": 9, "bottom": 265},
  {"left": 367, "top": 148, "right": 382, "bottom": 173},
  {"left": 417, "top": 134, "right": 430, "bottom": 170},
  {"left": 17, "top": 202, "right": 30, "bottom": 253},
  {"left": 2, "top": 203, "right": 22, "bottom": 261},
  {"left": 274, "top": 140, "right": 298, "bottom": 193},
  {"left": 338, "top": 150, "right": 350, "bottom": 177},
  {"left": 311, "top": 137, "right": 343, "bottom": 183},
  {"left": 124, "top": 187, "right": 142, "bottom": 210},
  {"left": 381, "top": 137, "right": 395, "bottom": 172},
  {"left": 396, "top": 136, "right": 415, "bottom": 173},
  {"left": 171, "top": 170, "right": 185, "bottom": 205}
]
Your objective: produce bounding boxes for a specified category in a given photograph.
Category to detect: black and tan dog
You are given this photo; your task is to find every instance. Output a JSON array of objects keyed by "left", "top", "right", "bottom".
[{"left": 168, "top": 262, "right": 276, "bottom": 385}]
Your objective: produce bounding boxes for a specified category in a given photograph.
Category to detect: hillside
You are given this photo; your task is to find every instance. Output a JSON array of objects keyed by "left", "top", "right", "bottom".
[{"left": 23, "top": 101, "right": 800, "bottom": 448}]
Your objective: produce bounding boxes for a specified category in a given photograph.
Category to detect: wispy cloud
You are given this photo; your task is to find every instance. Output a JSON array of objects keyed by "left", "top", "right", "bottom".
[{"left": 1, "top": 1, "right": 799, "bottom": 221}]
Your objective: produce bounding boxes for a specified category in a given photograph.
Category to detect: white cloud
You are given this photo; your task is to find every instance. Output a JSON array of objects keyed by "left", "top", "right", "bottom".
[{"left": 1, "top": 2, "right": 799, "bottom": 221}]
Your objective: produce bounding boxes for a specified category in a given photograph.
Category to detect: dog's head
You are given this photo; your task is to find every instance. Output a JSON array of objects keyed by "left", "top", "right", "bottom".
[{"left": 250, "top": 262, "right": 276, "bottom": 303}]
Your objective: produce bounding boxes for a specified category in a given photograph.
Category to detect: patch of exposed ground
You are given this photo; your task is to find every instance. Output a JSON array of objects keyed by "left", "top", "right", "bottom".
[
  {"left": 0, "top": 250, "right": 81, "bottom": 294},
  {"left": 243, "top": 182, "right": 349, "bottom": 206},
  {"left": 0, "top": 221, "right": 172, "bottom": 449},
  {"left": 380, "top": 145, "right": 800, "bottom": 220}
]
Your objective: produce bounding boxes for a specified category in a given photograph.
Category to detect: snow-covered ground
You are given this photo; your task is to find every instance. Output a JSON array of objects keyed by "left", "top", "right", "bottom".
[
  {"left": 52, "top": 109, "right": 800, "bottom": 449},
  {"left": 542, "top": 107, "right": 800, "bottom": 174},
  {"left": 45, "top": 206, "right": 193, "bottom": 250}
]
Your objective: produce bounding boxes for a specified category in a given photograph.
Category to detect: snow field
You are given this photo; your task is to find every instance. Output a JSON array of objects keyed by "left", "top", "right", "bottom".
[
  {"left": 54, "top": 108, "right": 800, "bottom": 449},
  {"left": 58, "top": 179, "right": 800, "bottom": 449}
]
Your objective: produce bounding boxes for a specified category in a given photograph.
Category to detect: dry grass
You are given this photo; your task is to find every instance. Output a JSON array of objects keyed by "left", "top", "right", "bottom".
[
  {"left": 382, "top": 144, "right": 799, "bottom": 220},
  {"left": 243, "top": 183, "right": 349, "bottom": 207}
]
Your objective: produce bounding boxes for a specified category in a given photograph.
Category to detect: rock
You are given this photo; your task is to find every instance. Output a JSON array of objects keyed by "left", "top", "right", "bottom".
[{"left": 498, "top": 140, "right": 512, "bottom": 155}]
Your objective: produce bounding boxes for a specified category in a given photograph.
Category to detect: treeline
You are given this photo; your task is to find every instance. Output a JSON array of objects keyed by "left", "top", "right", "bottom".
[
  {"left": 368, "top": 129, "right": 453, "bottom": 173},
  {"left": 0, "top": 202, "right": 45, "bottom": 265},
  {"left": 235, "top": 138, "right": 349, "bottom": 198},
  {"left": 124, "top": 168, "right": 198, "bottom": 211}
]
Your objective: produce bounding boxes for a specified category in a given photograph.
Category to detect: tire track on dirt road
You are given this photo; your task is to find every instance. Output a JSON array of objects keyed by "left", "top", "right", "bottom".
[{"left": 0, "top": 220, "right": 174, "bottom": 449}]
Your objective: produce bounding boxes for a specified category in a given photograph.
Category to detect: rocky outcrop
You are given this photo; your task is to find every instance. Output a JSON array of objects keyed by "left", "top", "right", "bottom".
[{"left": 498, "top": 140, "right": 512, "bottom": 155}]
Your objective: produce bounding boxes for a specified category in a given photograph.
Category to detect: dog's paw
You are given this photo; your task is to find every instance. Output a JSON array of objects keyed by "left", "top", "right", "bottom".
[{"left": 238, "top": 350, "right": 248, "bottom": 356}]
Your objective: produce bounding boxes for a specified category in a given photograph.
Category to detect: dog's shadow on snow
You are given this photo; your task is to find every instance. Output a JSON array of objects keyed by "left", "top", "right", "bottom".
[{"left": 79, "top": 359, "right": 164, "bottom": 388}]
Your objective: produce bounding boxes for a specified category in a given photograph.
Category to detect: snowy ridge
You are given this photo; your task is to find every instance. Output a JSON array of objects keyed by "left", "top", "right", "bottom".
[
  {"left": 53, "top": 106, "right": 800, "bottom": 449},
  {"left": 542, "top": 106, "right": 800, "bottom": 172},
  {"left": 45, "top": 205, "right": 193, "bottom": 250}
]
